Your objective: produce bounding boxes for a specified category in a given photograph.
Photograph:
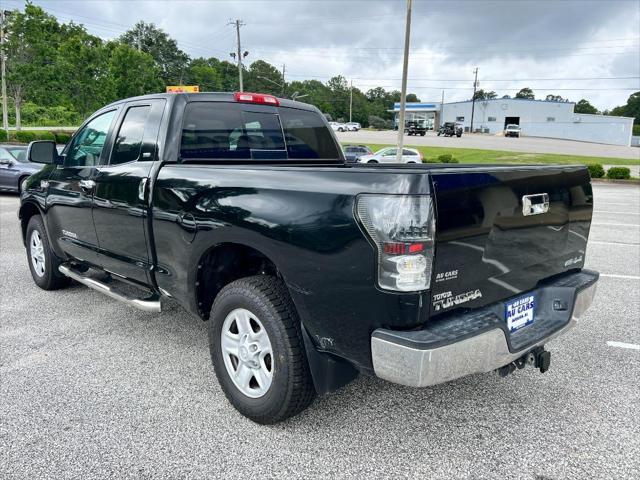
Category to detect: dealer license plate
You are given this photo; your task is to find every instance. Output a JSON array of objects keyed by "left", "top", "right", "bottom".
[{"left": 505, "top": 294, "right": 536, "bottom": 333}]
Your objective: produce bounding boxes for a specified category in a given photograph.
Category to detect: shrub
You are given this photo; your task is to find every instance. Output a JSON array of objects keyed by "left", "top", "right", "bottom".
[
  {"left": 587, "top": 164, "right": 605, "bottom": 178},
  {"left": 368, "top": 115, "right": 389, "bottom": 130},
  {"left": 633, "top": 124, "right": 640, "bottom": 136},
  {"left": 437, "top": 154, "right": 459, "bottom": 163},
  {"left": 423, "top": 158, "right": 441, "bottom": 163},
  {"left": 606, "top": 167, "right": 631, "bottom": 180},
  {"left": 13, "top": 130, "right": 37, "bottom": 143},
  {"left": 54, "top": 132, "right": 73, "bottom": 144},
  {"left": 0, "top": 129, "right": 6, "bottom": 142}
]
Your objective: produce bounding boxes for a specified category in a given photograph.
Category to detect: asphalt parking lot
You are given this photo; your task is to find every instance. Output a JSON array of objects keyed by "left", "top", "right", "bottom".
[
  {"left": 336, "top": 130, "right": 640, "bottom": 160},
  {"left": 1, "top": 183, "right": 639, "bottom": 479}
]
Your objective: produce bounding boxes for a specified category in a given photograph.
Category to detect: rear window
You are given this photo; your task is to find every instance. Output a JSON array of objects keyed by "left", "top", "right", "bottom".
[{"left": 180, "top": 102, "right": 340, "bottom": 161}]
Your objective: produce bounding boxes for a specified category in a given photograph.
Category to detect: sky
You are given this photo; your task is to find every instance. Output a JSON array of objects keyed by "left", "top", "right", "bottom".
[{"left": 4, "top": 0, "right": 640, "bottom": 110}]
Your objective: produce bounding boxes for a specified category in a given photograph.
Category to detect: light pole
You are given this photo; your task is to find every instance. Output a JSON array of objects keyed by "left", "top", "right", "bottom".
[{"left": 395, "top": 0, "right": 412, "bottom": 163}]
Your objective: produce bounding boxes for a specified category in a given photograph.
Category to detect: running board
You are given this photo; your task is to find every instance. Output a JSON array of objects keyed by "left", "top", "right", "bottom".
[{"left": 58, "top": 265, "right": 161, "bottom": 313}]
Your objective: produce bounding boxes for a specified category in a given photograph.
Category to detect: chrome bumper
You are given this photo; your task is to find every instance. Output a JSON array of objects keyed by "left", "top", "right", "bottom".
[{"left": 371, "top": 279, "right": 597, "bottom": 388}]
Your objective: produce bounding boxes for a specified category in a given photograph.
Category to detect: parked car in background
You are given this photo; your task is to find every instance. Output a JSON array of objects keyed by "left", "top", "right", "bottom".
[
  {"left": 437, "top": 122, "right": 463, "bottom": 137},
  {"left": 342, "top": 144, "right": 373, "bottom": 163},
  {"left": 405, "top": 120, "right": 427, "bottom": 136},
  {"left": 357, "top": 146, "right": 423, "bottom": 164},
  {"left": 505, "top": 124, "right": 522, "bottom": 138},
  {"left": 329, "top": 122, "right": 347, "bottom": 132},
  {"left": 0, "top": 145, "right": 43, "bottom": 193},
  {"left": 345, "top": 122, "right": 361, "bottom": 131}
]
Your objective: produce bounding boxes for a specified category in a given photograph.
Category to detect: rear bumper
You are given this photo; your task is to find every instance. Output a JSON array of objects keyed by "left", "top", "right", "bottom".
[{"left": 371, "top": 270, "right": 598, "bottom": 387}]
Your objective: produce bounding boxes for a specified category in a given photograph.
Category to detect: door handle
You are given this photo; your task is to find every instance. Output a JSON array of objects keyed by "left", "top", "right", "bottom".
[{"left": 79, "top": 179, "right": 96, "bottom": 191}]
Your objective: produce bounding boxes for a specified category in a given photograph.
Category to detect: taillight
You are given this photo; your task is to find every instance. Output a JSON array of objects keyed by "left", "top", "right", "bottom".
[
  {"left": 356, "top": 195, "right": 435, "bottom": 292},
  {"left": 419, "top": 151, "right": 424, "bottom": 161},
  {"left": 234, "top": 92, "right": 280, "bottom": 106}
]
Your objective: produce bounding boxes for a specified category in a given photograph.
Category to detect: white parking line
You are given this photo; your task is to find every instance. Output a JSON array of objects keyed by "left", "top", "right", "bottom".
[
  {"left": 600, "top": 273, "right": 640, "bottom": 280},
  {"left": 593, "top": 210, "right": 640, "bottom": 215},
  {"left": 606, "top": 341, "right": 640, "bottom": 351},
  {"left": 590, "top": 241, "right": 639, "bottom": 247},
  {"left": 591, "top": 223, "right": 640, "bottom": 227}
]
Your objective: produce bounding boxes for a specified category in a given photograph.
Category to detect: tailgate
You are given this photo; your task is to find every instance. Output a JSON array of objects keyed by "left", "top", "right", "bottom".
[{"left": 430, "top": 166, "right": 593, "bottom": 316}]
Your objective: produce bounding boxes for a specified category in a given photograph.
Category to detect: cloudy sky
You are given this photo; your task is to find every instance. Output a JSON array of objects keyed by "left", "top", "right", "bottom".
[{"left": 5, "top": 0, "right": 640, "bottom": 110}]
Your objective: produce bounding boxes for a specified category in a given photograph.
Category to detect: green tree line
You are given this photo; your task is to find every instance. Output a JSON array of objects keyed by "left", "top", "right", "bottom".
[
  {"left": 1, "top": 4, "right": 638, "bottom": 129},
  {"left": 1, "top": 4, "right": 418, "bottom": 129}
]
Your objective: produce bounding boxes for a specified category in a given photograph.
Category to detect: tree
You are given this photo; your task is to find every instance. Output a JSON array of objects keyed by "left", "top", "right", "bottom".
[
  {"left": 5, "top": 4, "right": 62, "bottom": 129},
  {"left": 244, "top": 60, "right": 284, "bottom": 95},
  {"left": 57, "top": 31, "right": 112, "bottom": 117},
  {"left": 120, "top": 22, "right": 189, "bottom": 85},
  {"left": 106, "top": 43, "right": 163, "bottom": 100},
  {"left": 545, "top": 94, "right": 567, "bottom": 102},
  {"left": 515, "top": 87, "right": 535, "bottom": 100},
  {"left": 574, "top": 99, "right": 598, "bottom": 114},
  {"left": 406, "top": 93, "right": 420, "bottom": 102},
  {"left": 610, "top": 92, "right": 640, "bottom": 124},
  {"left": 184, "top": 58, "right": 221, "bottom": 92},
  {"left": 473, "top": 89, "right": 497, "bottom": 100},
  {"left": 502, "top": 94, "right": 511, "bottom": 99}
]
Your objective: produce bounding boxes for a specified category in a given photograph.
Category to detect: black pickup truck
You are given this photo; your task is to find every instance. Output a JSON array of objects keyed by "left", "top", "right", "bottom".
[{"left": 20, "top": 92, "right": 598, "bottom": 424}]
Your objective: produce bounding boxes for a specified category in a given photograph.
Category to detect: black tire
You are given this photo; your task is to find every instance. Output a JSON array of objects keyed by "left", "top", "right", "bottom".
[
  {"left": 26, "top": 215, "right": 70, "bottom": 290},
  {"left": 437, "top": 132, "right": 441, "bottom": 136},
  {"left": 367, "top": 160, "right": 378, "bottom": 164},
  {"left": 420, "top": 132, "right": 425, "bottom": 136},
  {"left": 208, "top": 275, "right": 315, "bottom": 424}
]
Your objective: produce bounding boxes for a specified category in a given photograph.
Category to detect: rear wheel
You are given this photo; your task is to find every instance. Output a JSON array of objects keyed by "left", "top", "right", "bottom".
[
  {"left": 367, "top": 160, "right": 378, "bottom": 164},
  {"left": 208, "top": 276, "right": 315, "bottom": 424},
  {"left": 26, "top": 215, "right": 70, "bottom": 290}
]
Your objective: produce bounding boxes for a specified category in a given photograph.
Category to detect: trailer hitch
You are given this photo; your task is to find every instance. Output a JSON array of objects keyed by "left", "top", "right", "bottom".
[{"left": 497, "top": 346, "right": 551, "bottom": 378}]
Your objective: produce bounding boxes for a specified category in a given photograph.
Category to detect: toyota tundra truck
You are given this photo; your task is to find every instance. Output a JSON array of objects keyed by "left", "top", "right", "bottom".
[{"left": 19, "top": 92, "right": 599, "bottom": 424}]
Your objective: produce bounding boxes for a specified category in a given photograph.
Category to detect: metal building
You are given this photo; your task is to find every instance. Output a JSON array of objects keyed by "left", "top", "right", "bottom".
[{"left": 392, "top": 99, "right": 635, "bottom": 146}]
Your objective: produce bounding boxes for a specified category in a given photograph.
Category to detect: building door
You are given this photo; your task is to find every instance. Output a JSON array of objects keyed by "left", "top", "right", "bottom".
[{"left": 504, "top": 116, "right": 520, "bottom": 128}]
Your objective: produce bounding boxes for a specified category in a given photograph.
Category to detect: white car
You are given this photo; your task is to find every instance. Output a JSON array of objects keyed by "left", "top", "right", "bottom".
[
  {"left": 345, "top": 122, "right": 361, "bottom": 131},
  {"left": 357, "top": 147, "right": 423, "bottom": 164},
  {"left": 504, "top": 124, "right": 521, "bottom": 138},
  {"left": 329, "top": 122, "right": 348, "bottom": 132}
]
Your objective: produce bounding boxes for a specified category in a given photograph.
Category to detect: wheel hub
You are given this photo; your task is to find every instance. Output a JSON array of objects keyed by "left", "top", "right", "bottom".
[{"left": 221, "top": 308, "right": 274, "bottom": 398}]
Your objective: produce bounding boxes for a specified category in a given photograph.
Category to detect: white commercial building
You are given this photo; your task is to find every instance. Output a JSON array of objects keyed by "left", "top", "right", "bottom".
[{"left": 392, "top": 99, "right": 635, "bottom": 146}]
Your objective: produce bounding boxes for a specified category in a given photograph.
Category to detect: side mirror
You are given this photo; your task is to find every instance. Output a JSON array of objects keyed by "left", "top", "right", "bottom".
[
  {"left": 27, "top": 140, "right": 58, "bottom": 164},
  {"left": 0, "top": 158, "right": 13, "bottom": 166}
]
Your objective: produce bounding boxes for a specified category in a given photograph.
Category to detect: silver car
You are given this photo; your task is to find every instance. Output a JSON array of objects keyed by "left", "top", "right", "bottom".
[
  {"left": 0, "top": 145, "right": 44, "bottom": 193},
  {"left": 357, "top": 146, "right": 423, "bottom": 164}
]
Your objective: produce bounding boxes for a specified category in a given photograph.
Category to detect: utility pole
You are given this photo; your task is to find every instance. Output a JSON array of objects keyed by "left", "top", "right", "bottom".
[
  {"left": 440, "top": 90, "right": 444, "bottom": 128},
  {"left": 470, "top": 67, "right": 478, "bottom": 134},
  {"left": 230, "top": 19, "right": 245, "bottom": 92},
  {"left": 395, "top": 0, "right": 412, "bottom": 163},
  {"left": 281, "top": 64, "right": 286, "bottom": 96},
  {"left": 1, "top": 9, "right": 9, "bottom": 134},
  {"left": 349, "top": 79, "right": 353, "bottom": 123}
]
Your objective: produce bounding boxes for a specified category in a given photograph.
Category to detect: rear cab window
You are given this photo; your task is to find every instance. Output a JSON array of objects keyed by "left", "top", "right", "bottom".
[{"left": 180, "top": 102, "right": 341, "bottom": 162}]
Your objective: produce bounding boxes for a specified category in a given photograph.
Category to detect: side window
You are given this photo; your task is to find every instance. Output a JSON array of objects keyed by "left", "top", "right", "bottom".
[
  {"left": 279, "top": 108, "right": 340, "bottom": 159},
  {"left": 111, "top": 106, "right": 151, "bottom": 165},
  {"left": 383, "top": 149, "right": 396, "bottom": 156},
  {"left": 66, "top": 110, "right": 116, "bottom": 167},
  {"left": 403, "top": 149, "right": 417, "bottom": 156}
]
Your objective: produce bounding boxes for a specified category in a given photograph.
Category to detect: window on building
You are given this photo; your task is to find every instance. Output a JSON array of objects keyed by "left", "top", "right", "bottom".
[
  {"left": 488, "top": 116, "right": 497, "bottom": 122},
  {"left": 456, "top": 116, "right": 465, "bottom": 122},
  {"left": 547, "top": 117, "right": 556, "bottom": 122}
]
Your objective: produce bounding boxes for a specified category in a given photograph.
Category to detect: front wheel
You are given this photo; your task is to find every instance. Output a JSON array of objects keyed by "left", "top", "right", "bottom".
[
  {"left": 367, "top": 160, "right": 379, "bottom": 164},
  {"left": 26, "top": 215, "right": 70, "bottom": 290},
  {"left": 208, "top": 276, "right": 315, "bottom": 424}
]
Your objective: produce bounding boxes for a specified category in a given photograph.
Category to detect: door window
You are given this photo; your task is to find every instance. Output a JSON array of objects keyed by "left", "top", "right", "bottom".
[
  {"left": 402, "top": 149, "right": 418, "bottom": 156},
  {"left": 382, "top": 149, "right": 396, "bottom": 156},
  {"left": 111, "top": 106, "right": 151, "bottom": 165},
  {"left": 66, "top": 110, "right": 116, "bottom": 167}
]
